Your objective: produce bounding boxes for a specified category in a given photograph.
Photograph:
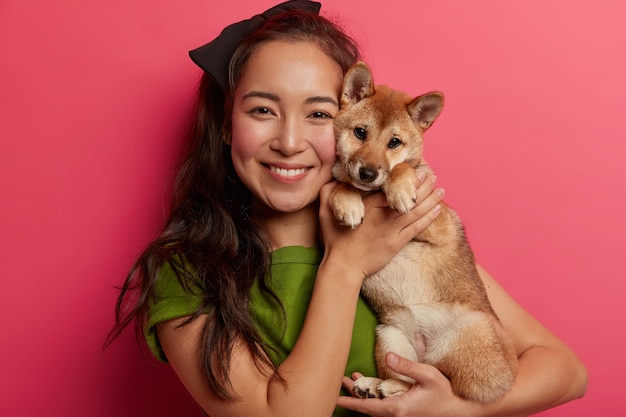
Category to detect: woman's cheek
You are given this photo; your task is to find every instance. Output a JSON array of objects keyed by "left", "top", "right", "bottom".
[
  {"left": 230, "top": 119, "right": 261, "bottom": 159},
  {"left": 317, "top": 130, "right": 338, "bottom": 166}
]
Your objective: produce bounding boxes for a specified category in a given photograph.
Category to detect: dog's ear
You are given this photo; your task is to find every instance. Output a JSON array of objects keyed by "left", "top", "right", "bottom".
[
  {"left": 341, "top": 61, "right": 375, "bottom": 106},
  {"left": 408, "top": 92, "right": 444, "bottom": 131}
]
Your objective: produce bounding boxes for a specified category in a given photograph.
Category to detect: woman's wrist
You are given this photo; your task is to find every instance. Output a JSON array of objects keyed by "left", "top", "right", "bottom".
[{"left": 317, "top": 251, "right": 367, "bottom": 290}]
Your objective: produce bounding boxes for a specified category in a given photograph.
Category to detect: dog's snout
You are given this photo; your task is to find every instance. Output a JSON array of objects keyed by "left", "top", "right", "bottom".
[{"left": 359, "top": 167, "right": 378, "bottom": 182}]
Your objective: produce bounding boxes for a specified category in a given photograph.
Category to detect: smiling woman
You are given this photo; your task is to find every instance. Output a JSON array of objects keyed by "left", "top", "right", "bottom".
[
  {"left": 107, "top": 5, "right": 442, "bottom": 417},
  {"left": 104, "top": 2, "right": 586, "bottom": 417},
  {"left": 4, "top": 0, "right": 626, "bottom": 415},
  {"left": 230, "top": 40, "right": 342, "bottom": 213}
]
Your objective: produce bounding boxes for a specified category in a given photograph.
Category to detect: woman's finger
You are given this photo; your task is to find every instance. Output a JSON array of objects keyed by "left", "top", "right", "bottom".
[{"left": 385, "top": 352, "right": 443, "bottom": 386}]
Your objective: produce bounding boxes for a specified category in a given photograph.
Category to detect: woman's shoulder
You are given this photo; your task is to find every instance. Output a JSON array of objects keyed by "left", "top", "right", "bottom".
[{"left": 145, "top": 258, "right": 205, "bottom": 361}]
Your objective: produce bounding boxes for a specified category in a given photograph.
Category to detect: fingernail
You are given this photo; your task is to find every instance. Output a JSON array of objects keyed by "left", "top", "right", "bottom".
[
  {"left": 417, "top": 171, "right": 426, "bottom": 182},
  {"left": 387, "top": 352, "right": 399, "bottom": 367},
  {"left": 431, "top": 175, "right": 437, "bottom": 184},
  {"left": 436, "top": 188, "right": 445, "bottom": 198}
]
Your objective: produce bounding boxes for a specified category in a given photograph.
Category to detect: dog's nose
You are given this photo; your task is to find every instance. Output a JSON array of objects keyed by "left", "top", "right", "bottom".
[{"left": 359, "top": 167, "right": 378, "bottom": 182}]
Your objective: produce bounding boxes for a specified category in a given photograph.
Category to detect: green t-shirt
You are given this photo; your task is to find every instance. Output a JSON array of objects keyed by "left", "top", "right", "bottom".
[{"left": 145, "top": 246, "right": 379, "bottom": 417}]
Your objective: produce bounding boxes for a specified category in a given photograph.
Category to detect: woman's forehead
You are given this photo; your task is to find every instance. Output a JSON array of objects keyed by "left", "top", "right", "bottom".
[{"left": 237, "top": 40, "right": 343, "bottom": 97}]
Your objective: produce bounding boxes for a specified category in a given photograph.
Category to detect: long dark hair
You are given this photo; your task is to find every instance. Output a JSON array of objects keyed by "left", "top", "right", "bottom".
[{"left": 106, "top": 10, "right": 360, "bottom": 401}]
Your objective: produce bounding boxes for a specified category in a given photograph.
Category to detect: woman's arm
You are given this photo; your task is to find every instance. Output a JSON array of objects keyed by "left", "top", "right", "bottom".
[
  {"left": 474, "top": 264, "right": 588, "bottom": 415},
  {"left": 158, "top": 255, "right": 365, "bottom": 417},
  {"left": 337, "top": 265, "right": 588, "bottom": 417},
  {"left": 158, "top": 176, "right": 444, "bottom": 417}
]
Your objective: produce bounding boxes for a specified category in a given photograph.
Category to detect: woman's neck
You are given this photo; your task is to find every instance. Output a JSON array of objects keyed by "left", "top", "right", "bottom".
[{"left": 252, "top": 201, "right": 320, "bottom": 250}]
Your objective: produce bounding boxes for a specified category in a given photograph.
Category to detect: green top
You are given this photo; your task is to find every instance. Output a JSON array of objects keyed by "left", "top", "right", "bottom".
[{"left": 145, "top": 245, "right": 379, "bottom": 417}]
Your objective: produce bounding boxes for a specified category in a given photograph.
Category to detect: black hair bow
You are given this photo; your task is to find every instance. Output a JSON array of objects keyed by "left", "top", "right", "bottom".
[{"left": 189, "top": 0, "right": 322, "bottom": 93}]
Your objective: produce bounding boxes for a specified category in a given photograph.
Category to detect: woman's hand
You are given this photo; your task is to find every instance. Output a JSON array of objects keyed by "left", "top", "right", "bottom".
[
  {"left": 319, "top": 170, "right": 444, "bottom": 279},
  {"left": 337, "top": 353, "right": 476, "bottom": 417}
]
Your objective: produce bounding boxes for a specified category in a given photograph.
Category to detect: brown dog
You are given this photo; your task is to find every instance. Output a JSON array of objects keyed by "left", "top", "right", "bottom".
[{"left": 329, "top": 61, "right": 518, "bottom": 403}]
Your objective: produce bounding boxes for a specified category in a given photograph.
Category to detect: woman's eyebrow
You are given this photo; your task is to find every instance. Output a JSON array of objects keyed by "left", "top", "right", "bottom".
[
  {"left": 305, "top": 96, "right": 339, "bottom": 107},
  {"left": 242, "top": 91, "right": 280, "bottom": 102},
  {"left": 241, "top": 91, "right": 338, "bottom": 107}
]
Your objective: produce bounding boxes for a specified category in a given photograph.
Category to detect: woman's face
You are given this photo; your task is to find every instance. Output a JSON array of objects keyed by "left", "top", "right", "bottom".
[{"left": 230, "top": 40, "right": 343, "bottom": 214}]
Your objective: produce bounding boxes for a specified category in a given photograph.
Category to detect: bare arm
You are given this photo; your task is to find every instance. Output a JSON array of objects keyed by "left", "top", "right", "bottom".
[
  {"left": 158, "top": 258, "right": 365, "bottom": 417},
  {"left": 474, "top": 264, "right": 588, "bottom": 415},
  {"left": 337, "top": 264, "right": 588, "bottom": 417},
  {"left": 158, "top": 177, "right": 444, "bottom": 417}
]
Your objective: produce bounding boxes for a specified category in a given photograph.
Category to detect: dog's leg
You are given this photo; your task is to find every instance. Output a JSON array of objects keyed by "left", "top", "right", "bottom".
[
  {"left": 328, "top": 182, "right": 365, "bottom": 228},
  {"left": 424, "top": 309, "right": 518, "bottom": 403},
  {"left": 375, "top": 323, "right": 420, "bottom": 398},
  {"left": 353, "top": 317, "right": 420, "bottom": 399},
  {"left": 383, "top": 162, "right": 420, "bottom": 213}
]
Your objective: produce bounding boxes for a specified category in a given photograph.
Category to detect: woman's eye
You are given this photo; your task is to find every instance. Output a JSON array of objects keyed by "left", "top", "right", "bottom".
[
  {"left": 310, "top": 111, "right": 331, "bottom": 119},
  {"left": 250, "top": 107, "right": 273, "bottom": 116}
]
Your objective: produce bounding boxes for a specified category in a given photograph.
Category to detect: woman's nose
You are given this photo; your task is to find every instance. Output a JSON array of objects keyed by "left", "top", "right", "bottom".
[{"left": 270, "top": 118, "right": 307, "bottom": 155}]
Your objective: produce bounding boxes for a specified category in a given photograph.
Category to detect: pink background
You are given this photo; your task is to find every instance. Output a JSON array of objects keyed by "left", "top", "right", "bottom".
[{"left": 1, "top": 0, "right": 624, "bottom": 415}]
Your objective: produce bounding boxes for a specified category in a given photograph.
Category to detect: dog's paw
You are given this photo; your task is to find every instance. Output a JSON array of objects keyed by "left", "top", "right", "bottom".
[
  {"left": 352, "top": 377, "right": 384, "bottom": 399},
  {"left": 336, "top": 206, "right": 365, "bottom": 229},
  {"left": 377, "top": 378, "right": 412, "bottom": 398},
  {"left": 329, "top": 189, "right": 365, "bottom": 228},
  {"left": 384, "top": 183, "right": 417, "bottom": 214}
]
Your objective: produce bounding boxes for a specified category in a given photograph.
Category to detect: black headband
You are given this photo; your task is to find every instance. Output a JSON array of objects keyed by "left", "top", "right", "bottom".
[{"left": 189, "top": 0, "right": 322, "bottom": 93}]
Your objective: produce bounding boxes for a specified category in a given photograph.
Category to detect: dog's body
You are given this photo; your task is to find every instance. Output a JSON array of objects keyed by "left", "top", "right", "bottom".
[{"left": 329, "top": 62, "right": 518, "bottom": 403}]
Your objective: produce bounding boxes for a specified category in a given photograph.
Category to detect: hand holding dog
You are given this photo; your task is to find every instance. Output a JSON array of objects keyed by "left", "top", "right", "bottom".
[
  {"left": 319, "top": 171, "right": 443, "bottom": 280},
  {"left": 337, "top": 353, "right": 481, "bottom": 417}
]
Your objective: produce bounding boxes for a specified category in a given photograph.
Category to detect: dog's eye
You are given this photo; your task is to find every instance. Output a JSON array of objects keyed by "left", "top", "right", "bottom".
[
  {"left": 353, "top": 127, "right": 367, "bottom": 140},
  {"left": 388, "top": 137, "right": 402, "bottom": 148}
]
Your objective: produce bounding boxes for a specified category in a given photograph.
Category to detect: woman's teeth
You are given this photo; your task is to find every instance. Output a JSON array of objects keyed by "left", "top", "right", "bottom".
[{"left": 270, "top": 166, "right": 306, "bottom": 177}]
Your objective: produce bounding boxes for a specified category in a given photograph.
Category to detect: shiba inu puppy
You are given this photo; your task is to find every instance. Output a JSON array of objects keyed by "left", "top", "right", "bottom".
[{"left": 329, "top": 61, "right": 518, "bottom": 403}]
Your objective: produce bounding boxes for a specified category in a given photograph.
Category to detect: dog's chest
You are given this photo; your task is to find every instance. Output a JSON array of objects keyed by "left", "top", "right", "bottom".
[{"left": 361, "top": 242, "right": 440, "bottom": 309}]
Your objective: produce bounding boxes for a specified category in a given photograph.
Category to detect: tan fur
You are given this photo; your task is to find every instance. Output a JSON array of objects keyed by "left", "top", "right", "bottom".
[{"left": 329, "top": 62, "right": 518, "bottom": 403}]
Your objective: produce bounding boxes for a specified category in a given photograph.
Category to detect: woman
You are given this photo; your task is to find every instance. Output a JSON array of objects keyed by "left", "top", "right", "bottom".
[{"left": 108, "top": 2, "right": 587, "bottom": 416}]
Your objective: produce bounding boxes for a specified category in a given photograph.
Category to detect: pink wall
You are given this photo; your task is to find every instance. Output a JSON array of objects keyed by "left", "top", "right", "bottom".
[{"left": 1, "top": 0, "right": 624, "bottom": 415}]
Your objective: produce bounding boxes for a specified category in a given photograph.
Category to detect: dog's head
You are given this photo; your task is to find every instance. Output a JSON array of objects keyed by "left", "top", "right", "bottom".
[{"left": 333, "top": 61, "right": 444, "bottom": 191}]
